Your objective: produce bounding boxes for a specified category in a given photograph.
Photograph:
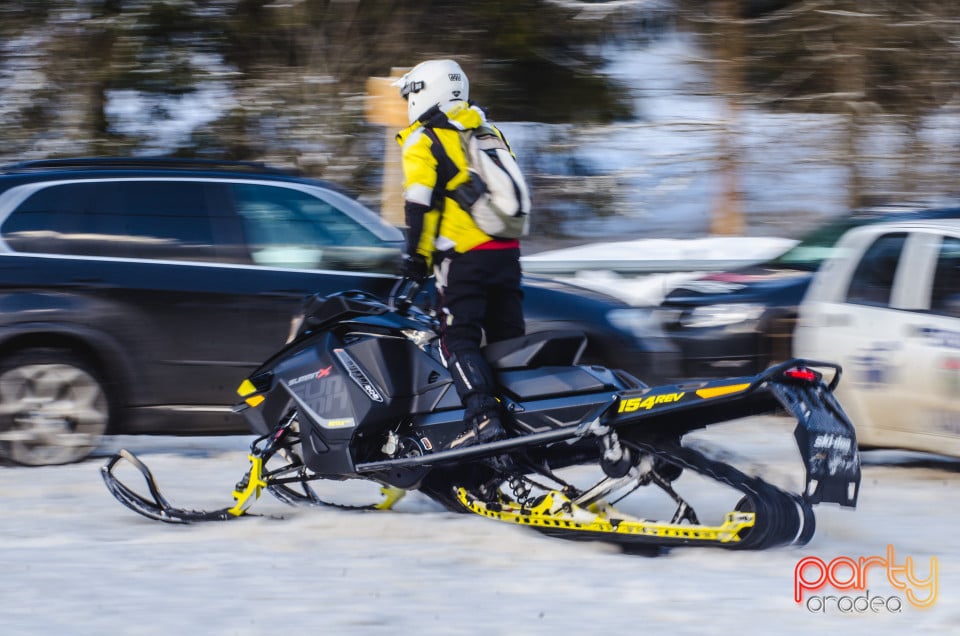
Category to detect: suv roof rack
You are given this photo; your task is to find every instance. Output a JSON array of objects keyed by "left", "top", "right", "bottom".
[{"left": 0, "top": 157, "right": 300, "bottom": 176}]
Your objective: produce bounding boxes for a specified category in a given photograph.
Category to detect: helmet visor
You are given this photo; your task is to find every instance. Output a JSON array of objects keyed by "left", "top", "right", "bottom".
[{"left": 399, "top": 79, "right": 424, "bottom": 101}]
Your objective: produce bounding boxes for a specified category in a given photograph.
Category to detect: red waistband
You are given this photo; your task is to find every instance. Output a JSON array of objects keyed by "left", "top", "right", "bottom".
[{"left": 470, "top": 239, "right": 521, "bottom": 251}]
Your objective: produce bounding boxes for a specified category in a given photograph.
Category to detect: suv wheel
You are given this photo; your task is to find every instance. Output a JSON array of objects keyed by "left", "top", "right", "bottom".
[{"left": 0, "top": 349, "right": 111, "bottom": 465}]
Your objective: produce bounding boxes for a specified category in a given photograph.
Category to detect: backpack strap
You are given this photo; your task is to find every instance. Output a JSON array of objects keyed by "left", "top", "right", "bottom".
[
  {"left": 421, "top": 126, "right": 458, "bottom": 211},
  {"left": 423, "top": 126, "right": 488, "bottom": 213},
  {"left": 419, "top": 126, "right": 456, "bottom": 251}
]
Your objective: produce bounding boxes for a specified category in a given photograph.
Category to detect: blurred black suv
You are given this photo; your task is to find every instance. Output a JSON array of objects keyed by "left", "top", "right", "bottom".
[
  {"left": 0, "top": 158, "right": 676, "bottom": 465},
  {"left": 658, "top": 203, "right": 960, "bottom": 379}
]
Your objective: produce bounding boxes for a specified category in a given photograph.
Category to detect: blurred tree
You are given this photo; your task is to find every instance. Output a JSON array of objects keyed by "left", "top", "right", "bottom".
[
  {"left": 216, "top": 0, "right": 632, "bottom": 123},
  {"left": 197, "top": 0, "right": 639, "bottom": 198},
  {"left": 711, "top": 0, "right": 746, "bottom": 235},
  {"left": 0, "top": 0, "right": 226, "bottom": 157},
  {"left": 678, "top": 0, "right": 960, "bottom": 208},
  {"left": 10, "top": 1, "right": 960, "bottom": 237},
  {"left": 0, "top": 1, "right": 632, "bottom": 164}
]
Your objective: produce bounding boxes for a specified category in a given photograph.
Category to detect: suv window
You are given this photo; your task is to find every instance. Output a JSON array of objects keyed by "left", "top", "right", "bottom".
[
  {"left": 771, "top": 208, "right": 960, "bottom": 272},
  {"left": 845, "top": 233, "right": 907, "bottom": 307},
  {"left": 230, "top": 183, "right": 397, "bottom": 271},
  {"left": 2, "top": 180, "right": 221, "bottom": 260},
  {"left": 931, "top": 235, "right": 960, "bottom": 318},
  {"left": 772, "top": 216, "right": 860, "bottom": 271}
]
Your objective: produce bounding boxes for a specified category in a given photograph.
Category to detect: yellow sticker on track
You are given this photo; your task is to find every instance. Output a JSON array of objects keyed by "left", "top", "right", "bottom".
[{"left": 456, "top": 489, "right": 754, "bottom": 544}]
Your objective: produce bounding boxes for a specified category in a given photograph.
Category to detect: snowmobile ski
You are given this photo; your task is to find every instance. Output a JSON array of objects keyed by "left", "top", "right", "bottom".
[{"left": 100, "top": 449, "right": 259, "bottom": 523}]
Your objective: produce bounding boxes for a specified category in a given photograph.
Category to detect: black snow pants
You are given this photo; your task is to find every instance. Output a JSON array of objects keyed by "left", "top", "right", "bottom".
[{"left": 434, "top": 247, "right": 524, "bottom": 418}]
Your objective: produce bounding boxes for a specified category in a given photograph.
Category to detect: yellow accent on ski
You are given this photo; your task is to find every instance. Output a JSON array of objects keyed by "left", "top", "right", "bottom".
[
  {"left": 237, "top": 379, "right": 265, "bottom": 408},
  {"left": 228, "top": 455, "right": 267, "bottom": 517},
  {"left": 457, "top": 488, "right": 755, "bottom": 544},
  {"left": 696, "top": 383, "right": 751, "bottom": 399},
  {"left": 244, "top": 395, "right": 265, "bottom": 408},
  {"left": 374, "top": 486, "right": 407, "bottom": 510}
]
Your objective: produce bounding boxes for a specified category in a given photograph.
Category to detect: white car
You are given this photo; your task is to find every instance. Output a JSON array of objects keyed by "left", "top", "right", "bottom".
[{"left": 794, "top": 219, "right": 960, "bottom": 456}]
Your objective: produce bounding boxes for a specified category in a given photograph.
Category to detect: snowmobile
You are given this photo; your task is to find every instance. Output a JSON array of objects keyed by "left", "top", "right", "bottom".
[{"left": 102, "top": 286, "right": 861, "bottom": 551}]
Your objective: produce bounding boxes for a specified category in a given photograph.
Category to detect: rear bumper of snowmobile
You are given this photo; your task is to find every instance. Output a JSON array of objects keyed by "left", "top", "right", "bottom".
[{"left": 609, "top": 359, "right": 860, "bottom": 508}]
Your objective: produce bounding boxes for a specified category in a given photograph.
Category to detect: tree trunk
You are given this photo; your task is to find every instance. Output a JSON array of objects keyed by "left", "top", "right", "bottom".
[{"left": 710, "top": 0, "right": 745, "bottom": 235}]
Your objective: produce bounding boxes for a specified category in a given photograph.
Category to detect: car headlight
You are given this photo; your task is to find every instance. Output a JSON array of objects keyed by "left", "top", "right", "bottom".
[
  {"left": 680, "top": 303, "right": 765, "bottom": 329},
  {"left": 606, "top": 308, "right": 663, "bottom": 338}
]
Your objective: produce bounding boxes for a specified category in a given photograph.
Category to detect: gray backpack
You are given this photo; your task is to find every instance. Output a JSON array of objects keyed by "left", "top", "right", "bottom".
[{"left": 426, "top": 124, "right": 531, "bottom": 239}]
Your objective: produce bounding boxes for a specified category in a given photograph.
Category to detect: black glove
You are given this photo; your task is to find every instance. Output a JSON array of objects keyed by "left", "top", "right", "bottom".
[{"left": 400, "top": 254, "right": 429, "bottom": 283}]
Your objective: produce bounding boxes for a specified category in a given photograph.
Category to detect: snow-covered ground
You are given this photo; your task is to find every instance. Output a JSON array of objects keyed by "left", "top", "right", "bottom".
[{"left": 3, "top": 416, "right": 956, "bottom": 636}]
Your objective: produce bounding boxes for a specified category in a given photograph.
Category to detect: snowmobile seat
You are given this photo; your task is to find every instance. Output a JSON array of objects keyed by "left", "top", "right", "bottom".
[{"left": 483, "top": 330, "right": 587, "bottom": 370}]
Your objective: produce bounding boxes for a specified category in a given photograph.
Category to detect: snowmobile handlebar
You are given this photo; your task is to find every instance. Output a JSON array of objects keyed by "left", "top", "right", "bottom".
[{"left": 389, "top": 277, "right": 422, "bottom": 315}]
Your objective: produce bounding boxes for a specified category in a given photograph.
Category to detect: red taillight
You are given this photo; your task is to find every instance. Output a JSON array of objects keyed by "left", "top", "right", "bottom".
[{"left": 783, "top": 367, "right": 818, "bottom": 382}]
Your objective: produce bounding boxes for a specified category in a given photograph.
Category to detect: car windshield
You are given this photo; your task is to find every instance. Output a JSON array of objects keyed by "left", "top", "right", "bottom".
[{"left": 770, "top": 216, "right": 864, "bottom": 271}]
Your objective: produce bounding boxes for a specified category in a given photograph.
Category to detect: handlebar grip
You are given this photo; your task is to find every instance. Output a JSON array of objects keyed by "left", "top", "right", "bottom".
[{"left": 389, "top": 278, "right": 422, "bottom": 313}]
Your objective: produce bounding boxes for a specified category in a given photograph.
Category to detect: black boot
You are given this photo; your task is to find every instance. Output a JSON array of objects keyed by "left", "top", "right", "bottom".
[
  {"left": 445, "top": 351, "right": 505, "bottom": 450},
  {"left": 447, "top": 394, "right": 505, "bottom": 450}
]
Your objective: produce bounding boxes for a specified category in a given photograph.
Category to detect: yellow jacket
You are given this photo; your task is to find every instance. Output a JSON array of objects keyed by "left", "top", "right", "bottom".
[{"left": 396, "top": 102, "right": 510, "bottom": 265}]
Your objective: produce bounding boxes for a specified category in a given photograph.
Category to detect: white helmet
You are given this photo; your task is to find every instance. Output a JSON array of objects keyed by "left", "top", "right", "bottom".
[{"left": 395, "top": 59, "right": 469, "bottom": 125}]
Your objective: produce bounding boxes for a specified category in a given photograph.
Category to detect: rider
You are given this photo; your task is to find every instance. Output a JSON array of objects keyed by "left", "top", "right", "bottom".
[{"left": 393, "top": 59, "right": 525, "bottom": 450}]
